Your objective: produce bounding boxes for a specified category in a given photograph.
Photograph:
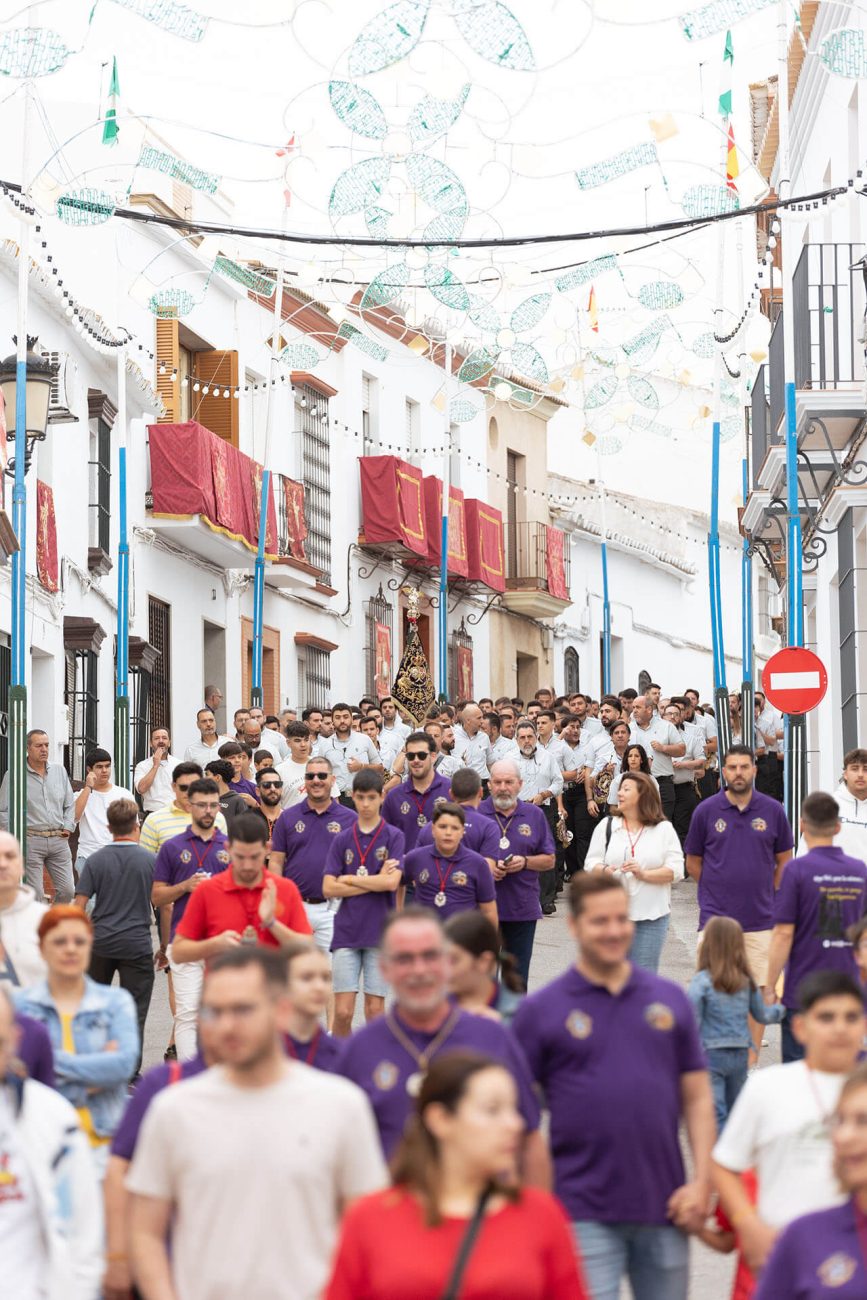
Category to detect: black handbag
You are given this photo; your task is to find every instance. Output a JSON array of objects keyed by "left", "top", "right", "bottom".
[{"left": 439, "top": 1186, "right": 493, "bottom": 1300}]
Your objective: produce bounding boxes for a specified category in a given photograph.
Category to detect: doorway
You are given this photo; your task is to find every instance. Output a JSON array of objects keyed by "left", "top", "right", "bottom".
[{"left": 203, "top": 621, "right": 226, "bottom": 731}]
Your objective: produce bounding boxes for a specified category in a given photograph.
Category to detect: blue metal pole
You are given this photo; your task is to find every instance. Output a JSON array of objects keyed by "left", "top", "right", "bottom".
[
  {"left": 601, "top": 541, "right": 611, "bottom": 695},
  {"left": 740, "top": 457, "right": 754, "bottom": 751},
  {"left": 251, "top": 468, "right": 269, "bottom": 709},
  {"left": 438, "top": 341, "right": 452, "bottom": 701},
  {"left": 709, "top": 412, "right": 732, "bottom": 756},
  {"left": 9, "top": 187, "right": 30, "bottom": 850}
]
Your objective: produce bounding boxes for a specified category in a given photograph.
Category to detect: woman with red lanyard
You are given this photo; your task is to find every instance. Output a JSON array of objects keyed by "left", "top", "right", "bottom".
[
  {"left": 754, "top": 1064, "right": 867, "bottom": 1297},
  {"left": 585, "top": 771, "right": 684, "bottom": 972},
  {"left": 325, "top": 1050, "right": 589, "bottom": 1300}
]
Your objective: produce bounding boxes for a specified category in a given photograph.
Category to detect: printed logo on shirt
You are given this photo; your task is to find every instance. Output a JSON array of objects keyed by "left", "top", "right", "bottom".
[
  {"left": 751, "top": 817, "right": 767, "bottom": 833},
  {"left": 418, "top": 869, "right": 430, "bottom": 884},
  {"left": 327, "top": 821, "right": 341, "bottom": 834},
  {"left": 565, "top": 1010, "right": 593, "bottom": 1040},
  {"left": 294, "top": 821, "right": 306, "bottom": 834},
  {"left": 644, "top": 1002, "right": 675, "bottom": 1032},
  {"left": 453, "top": 871, "right": 468, "bottom": 887},
  {"left": 179, "top": 849, "right": 192, "bottom": 864},
  {"left": 400, "top": 801, "right": 411, "bottom": 815},
  {"left": 344, "top": 849, "right": 354, "bottom": 865},
  {"left": 817, "top": 1253, "right": 857, "bottom": 1287},
  {"left": 216, "top": 851, "right": 230, "bottom": 864},
  {"left": 714, "top": 819, "right": 727, "bottom": 833},
  {"left": 518, "top": 823, "right": 532, "bottom": 837},
  {"left": 433, "top": 796, "right": 447, "bottom": 809},
  {"left": 374, "top": 846, "right": 387, "bottom": 862},
  {"left": 373, "top": 1061, "right": 399, "bottom": 1091},
  {"left": 0, "top": 1153, "right": 23, "bottom": 1201}
]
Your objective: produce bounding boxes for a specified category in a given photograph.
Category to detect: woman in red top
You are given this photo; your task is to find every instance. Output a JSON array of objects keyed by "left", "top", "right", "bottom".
[{"left": 325, "top": 1050, "right": 588, "bottom": 1300}]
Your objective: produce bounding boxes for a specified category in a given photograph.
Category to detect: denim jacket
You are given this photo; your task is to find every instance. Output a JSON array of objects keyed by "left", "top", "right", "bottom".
[
  {"left": 688, "top": 969, "right": 785, "bottom": 1050},
  {"left": 15, "top": 976, "right": 139, "bottom": 1137}
]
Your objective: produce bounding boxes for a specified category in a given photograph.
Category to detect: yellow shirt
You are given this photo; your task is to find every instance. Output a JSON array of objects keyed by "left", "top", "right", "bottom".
[
  {"left": 59, "top": 1011, "right": 110, "bottom": 1149},
  {"left": 139, "top": 802, "right": 228, "bottom": 854}
]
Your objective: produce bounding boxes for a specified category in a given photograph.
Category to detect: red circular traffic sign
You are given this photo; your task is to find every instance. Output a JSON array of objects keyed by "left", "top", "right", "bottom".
[{"left": 761, "top": 647, "right": 828, "bottom": 715}]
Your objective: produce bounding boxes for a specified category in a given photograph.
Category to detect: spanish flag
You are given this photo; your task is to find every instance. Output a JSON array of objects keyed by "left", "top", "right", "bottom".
[
  {"left": 588, "top": 285, "right": 599, "bottom": 333},
  {"left": 726, "top": 122, "right": 739, "bottom": 194}
]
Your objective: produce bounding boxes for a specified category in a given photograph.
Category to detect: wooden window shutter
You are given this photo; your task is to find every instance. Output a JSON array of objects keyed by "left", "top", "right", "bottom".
[
  {"left": 192, "top": 350, "right": 240, "bottom": 446},
  {"left": 155, "top": 319, "right": 180, "bottom": 424}
]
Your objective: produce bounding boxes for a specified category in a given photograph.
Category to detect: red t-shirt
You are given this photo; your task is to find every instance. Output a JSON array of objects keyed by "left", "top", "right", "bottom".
[
  {"left": 715, "top": 1169, "right": 758, "bottom": 1300},
  {"left": 175, "top": 868, "right": 311, "bottom": 948},
  {"left": 325, "top": 1186, "right": 588, "bottom": 1300}
]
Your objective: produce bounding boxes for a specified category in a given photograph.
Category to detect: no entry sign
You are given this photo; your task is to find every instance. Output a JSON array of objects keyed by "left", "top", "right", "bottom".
[{"left": 761, "top": 647, "right": 828, "bottom": 715}]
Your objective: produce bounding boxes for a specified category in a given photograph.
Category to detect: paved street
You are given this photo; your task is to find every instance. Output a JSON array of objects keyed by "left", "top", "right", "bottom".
[{"left": 140, "top": 875, "right": 781, "bottom": 1298}]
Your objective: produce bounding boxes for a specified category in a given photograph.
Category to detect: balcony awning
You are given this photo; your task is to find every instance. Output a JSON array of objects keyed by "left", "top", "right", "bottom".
[
  {"left": 423, "top": 476, "right": 469, "bottom": 578},
  {"left": 148, "top": 421, "right": 278, "bottom": 557},
  {"left": 359, "top": 455, "right": 428, "bottom": 557},
  {"left": 465, "top": 499, "right": 505, "bottom": 592}
]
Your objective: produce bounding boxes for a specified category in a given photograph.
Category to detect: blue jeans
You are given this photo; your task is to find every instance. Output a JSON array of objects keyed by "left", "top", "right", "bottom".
[
  {"left": 499, "top": 920, "right": 537, "bottom": 988},
  {"left": 782, "top": 1009, "right": 804, "bottom": 1063},
  {"left": 629, "top": 914, "right": 670, "bottom": 972},
  {"left": 573, "top": 1221, "right": 688, "bottom": 1300},
  {"left": 706, "top": 1046, "right": 748, "bottom": 1130}
]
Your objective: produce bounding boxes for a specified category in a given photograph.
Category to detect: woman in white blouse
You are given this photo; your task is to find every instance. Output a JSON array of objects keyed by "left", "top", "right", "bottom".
[{"left": 585, "top": 770, "right": 684, "bottom": 972}]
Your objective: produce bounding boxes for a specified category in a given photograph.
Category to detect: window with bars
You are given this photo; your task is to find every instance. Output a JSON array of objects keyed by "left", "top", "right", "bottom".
[
  {"left": 89, "top": 418, "right": 111, "bottom": 554},
  {"left": 299, "top": 646, "right": 331, "bottom": 711},
  {"left": 298, "top": 384, "right": 332, "bottom": 582},
  {"left": 364, "top": 585, "right": 393, "bottom": 698},
  {"left": 448, "top": 620, "right": 474, "bottom": 703},
  {"left": 564, "top": 646, "right": 580, "bottom": 695},
  {"left": 130, "top": 665, "right": 152, "bottom": 769},
  {"left": 64, "top": 650, "right": 98, "bottom": 782},
  {"left": 148, "top": 597, "right": 172, "bottom": 733}
]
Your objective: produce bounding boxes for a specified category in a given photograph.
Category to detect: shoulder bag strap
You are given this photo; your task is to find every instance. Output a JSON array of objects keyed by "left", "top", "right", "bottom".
[
  {"left": 439, "top": 1186, "right": 492, "bottom": 1300},
  {"left": 604, "top": 815, "right": 614, "bottom": 851}
]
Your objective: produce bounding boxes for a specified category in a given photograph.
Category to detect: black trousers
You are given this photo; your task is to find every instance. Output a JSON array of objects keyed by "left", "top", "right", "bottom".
[
  {"left": 564, "top": 786, "right": 596, "bottom": 876},
  {"left": 756, "top": 753, "right": 784, "bottom": 802},
  {"left": 657, "top": 775, "right": 675, "bottom": 821},
  {"left": 539, "top": 800, "right": 560, "bottom": 909},
  {"left": 672, "top": 781, "right": 698, "bottom": 846},
  {"left": 89, "top": 949, "right": 155, "bottom": 1077}
]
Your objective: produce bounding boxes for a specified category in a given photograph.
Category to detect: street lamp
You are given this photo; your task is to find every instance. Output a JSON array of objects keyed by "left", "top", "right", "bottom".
[{"left": 0, "top": 338, "right": 55, "bottom": 851}]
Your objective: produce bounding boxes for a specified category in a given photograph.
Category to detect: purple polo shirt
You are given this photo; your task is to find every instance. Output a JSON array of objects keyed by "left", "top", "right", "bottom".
[
  {"left": 383, "top": 773, "right": 452, "bottom": 853},
  {"left": 285, "top": 1030, "right": 343, "bottom": 1074},
  {"left": 684, "top": 788, "right": 793, "bottom": 931},
  {"left": 271, "top": 799, "right": 357, "bottom": 899},
  {"left": 773, "top": 846, "right": 867, "bottom": 1009},
  {"left": 754, "top": 1201, "right": 867, "bottom": 1299},
  {"left": 338, "top": 1008, "right": 541, "bottom": 1157},
  {"left": 230, "top": 777, "right": 258, "bottom": 801},
  {"left": 417, "top": 809, "right": 501, "bottom": 861},
  {"left": 153, "top": 827, "right": 230, "bottom": 937},
  {"left": 324, "top": 820, "right": 405, "bottom": 951},
  {"left": 512, "top": 965, "right": 706, "bottom": 1224},
  {"left": 111, "top": 1054, "right": 207, "bottom": 1160},
  {"left": 402, "top": 843, "right": 496, "bottom": 918},
  {"left": 477, "top": 798, "right": 556, "bottom": 922}
]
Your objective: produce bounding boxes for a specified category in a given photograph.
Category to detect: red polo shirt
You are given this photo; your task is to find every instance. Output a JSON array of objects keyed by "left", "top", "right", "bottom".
[{"left": 175, "top": 868, "right": 311, "bottom": 949}]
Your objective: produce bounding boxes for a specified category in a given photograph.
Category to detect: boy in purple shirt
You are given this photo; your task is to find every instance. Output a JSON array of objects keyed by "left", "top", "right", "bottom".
[
  {"left": 512, "top": 874, "right": 714, "bottom": 1300},
  {"left": 478, "top": 759, "right": 556, "bottom": 986},
  {"left": 382, "top": 730, "right": 451, "bottom": 853},
  {"left": 323, "top": 769, "right": 404, "bottom": 1037},
  {"left": 337, "top": 907, "right": 549, "bottom": 1184},
  {"left": 402, "top": 803, "right": 497, "bottom": 924},
  {"left": 765, "top": 791, "right": 867, "bottom": 1063},
  {"left": 415, "top": 766, "right": 500, "bottom": 868}
]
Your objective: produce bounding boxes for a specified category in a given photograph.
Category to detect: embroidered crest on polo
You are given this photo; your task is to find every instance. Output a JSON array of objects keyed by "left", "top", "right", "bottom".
[
  {"left": 344, "top": 849, "right": 354, "bottom": 865},
  {"left": 216, "top": 851, "right": 229, "bottom": 863},
  {"left": 294, "top": 821, "right": 306, "bottom": 833},
  {"left": 566, "top": 1010, "right": 592, "bottom": 1040},
  {"left": 418, "top": 868, "right": 430, "bottom": 884},
  {"left": 179, "top": 849, "right": 192, "bottom": 863},
  {"left": 452, "top": 871, "right": 468, "bottom": 887},
  {"left": 644, "top": 1003, "right": 675, "bottom": 1032},
  {"left": 375, "top": 846, "right": 388, "bottom": 861},
  {"left": 373, "top": 1061, "right": 398, "bottom": 1091},
  {"left": 326, "top": 821, "right": 341, "bottom": 833},
  {"left": 400, "top": 801, "right": 411, "bottom": 815},
  {"left": 518, "top": 823, "right": 532, "bottom": 836},
  {"left": 817, "top": 1253, "right": 857, "bottom": 1287},
  {"left": 714, "top": 818, "right": 727, "bottom": 833},
  {"left": 751, "top": 817, "right": 767, "bottom": 832}
]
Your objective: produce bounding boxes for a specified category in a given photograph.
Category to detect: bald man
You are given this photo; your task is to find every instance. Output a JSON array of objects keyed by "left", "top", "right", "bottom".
[
  {"left": 0, "top": 830, "right": 48, "bottom": 988},
  {"left": 478, "top": 760, "right": 556, "bottom": 985},
  {"left": 453, "top": 704, "right": 493, "bottom": 791}
]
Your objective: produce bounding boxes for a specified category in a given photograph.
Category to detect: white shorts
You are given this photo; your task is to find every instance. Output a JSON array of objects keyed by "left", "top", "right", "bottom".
[{"left": 304, "top": 900, "right": 335, "bottom": 954}]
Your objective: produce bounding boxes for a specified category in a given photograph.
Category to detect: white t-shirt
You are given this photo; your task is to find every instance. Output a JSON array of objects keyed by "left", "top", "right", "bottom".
[
  {"left": 453, "top": 727, "right": 492, "bottom": 779},
  {"left": 76, "top": 784, "right": 134, "bottom": 856},
  {"left": 133, "top": 755, "right": 180, "bottom": 814},
  {"left": 586, "top": 816, "right": 683, "bottom": 921},
  {"left": 319, "top": 734, "right": 380, "bottom": 793},
  {"left": 630, "top": 718, "right": 682, "bottom": 778},
  {"left": 255, "top": 729, "right": 290, "bottom": 761},
  {"left": 713, "top": 1061, "right": 847, "bottom": 1228},
  {"left": 183, "top": 735, "right": 232, "bottom": 768},
  {"left": 127, "top": 1064, "right": 387, "bottom": 1300},
  {"left": 0, "top": 1088, "right": 49, "bottom": 1299}
]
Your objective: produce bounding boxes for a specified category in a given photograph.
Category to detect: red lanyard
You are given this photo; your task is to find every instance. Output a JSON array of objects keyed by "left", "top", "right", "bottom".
[
  {"left": 433, "top": 855, "right": 456, "bottom": 895},
  {"left": 623, "top": 822, "right": 646, "bottom": 858},
  {"left": 410, "top": 786, "right": 432, "bottom": 819},
  {"left": 353, "top": 820, "right": 385, "bottom": 868},
  {"left": 285, "top": 1028, "right": 321, "bottom": 1067},
  {"left": 187, "top": 834, "right": 218, "bottom": 873}
]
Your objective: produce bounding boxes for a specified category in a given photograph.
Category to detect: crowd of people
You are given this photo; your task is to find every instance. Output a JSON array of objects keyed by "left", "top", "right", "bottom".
[{"left": 1, "top": 681, "right": 867, "bottom": 1298}]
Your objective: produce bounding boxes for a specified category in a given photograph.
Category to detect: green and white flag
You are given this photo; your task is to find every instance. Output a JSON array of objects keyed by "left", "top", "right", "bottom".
[
  {"left": 718, "top": 29, "right": 733, "bottom": 118},
  {"left": 102, "top": 56, "right": 119, "bottom": 146}
]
